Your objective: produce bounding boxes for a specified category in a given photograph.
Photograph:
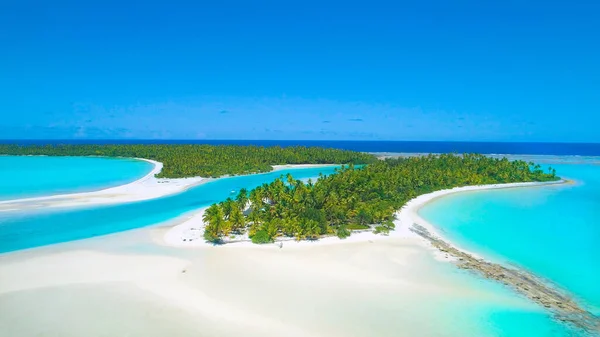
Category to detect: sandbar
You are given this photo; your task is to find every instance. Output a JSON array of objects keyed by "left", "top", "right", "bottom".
[
  {"left": 0, "top": 179, "right": 575, "bottom": 336},
  {"left": 0, "top": 159, "right": 206, "bottom": 211}
]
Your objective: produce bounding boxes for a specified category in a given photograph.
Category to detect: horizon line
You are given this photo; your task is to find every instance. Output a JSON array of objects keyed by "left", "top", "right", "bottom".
[{"left": 1, "top": 139, "right": 600, "bottom": 145}]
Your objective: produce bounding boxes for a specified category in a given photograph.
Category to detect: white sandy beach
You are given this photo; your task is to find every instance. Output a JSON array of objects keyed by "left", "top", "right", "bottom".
[
  {"left": 0, "top": 179, "right": 566, "bottom": 337},
  {"left": 394, "top": 180, "right": 567, "bottom": 258},
  {"left": 0, "top": 162, "right": 340, "bottom": 212},
  {"left": 0, "top": 159, "right": 207, "bottom": 211},
  {"left": 0, "top": 224, "right": 538, "bottom": 337},
  {"left": 271, "top": 164, "right": 339, "bottom": 170},
  {"left": 162, "top": 180, "right": 566, "bottom": 259}
]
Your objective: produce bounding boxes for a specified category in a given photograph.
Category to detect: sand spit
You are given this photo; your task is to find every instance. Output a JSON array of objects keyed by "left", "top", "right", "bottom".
[
  {"left": 0, "top": 162, "right": 341, "bottom": 213},
  {"left": 394, "top": 179, "right": 598, "bottom": 333},
  {"left": 162, "top": 177, "right": 600, "bottom": 333},
  {"left": 0, "top": 158, "right": 206, "bottom": 211},
  {"left": 271, "top": 164, "right": 339, "bottom": 170}
]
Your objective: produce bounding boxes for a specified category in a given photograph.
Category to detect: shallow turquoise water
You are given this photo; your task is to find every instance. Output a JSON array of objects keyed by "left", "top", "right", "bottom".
[
  {"left": 0, "top": 158, "right": 596, "bottom": 336},
  {"left": 420, "top": 163, "right": 600, "bottom": 316},
  {"left": 0, "top": 156, "right": 153, "bottom": 200},
  {"left": 0, "top": 166, "right": 339, "bottom": 253}
]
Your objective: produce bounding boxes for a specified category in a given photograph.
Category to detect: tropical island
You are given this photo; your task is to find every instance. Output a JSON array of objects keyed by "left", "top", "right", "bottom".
[
  {"left": 0, "top": 144, "right": 377, "bottom": 211},
  {"left": 201, "top": 153, "right": 558, "bottom": 244},
  {"left": 187, "top": 152, "right": 600, "bottom": 331},
  {"left": 0, "top": 144, "right": 376, "bottom": 178},
  {"left": 4, "top": 145, "right": 599, "bottom": 332}
]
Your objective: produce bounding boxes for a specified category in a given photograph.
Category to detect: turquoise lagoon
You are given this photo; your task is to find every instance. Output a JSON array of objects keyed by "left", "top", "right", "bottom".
[
  {"left": 0, "top": 156, "right": 153, "bottom": 200},
  {"left": 420, "top": 163, "right": 600, "bottom": 317},
  {"left": 0, "top": 166, "right": 339, "bottom": 253},
  {"left": 0, "top": 158, "right": 597, "bottom": 336}
]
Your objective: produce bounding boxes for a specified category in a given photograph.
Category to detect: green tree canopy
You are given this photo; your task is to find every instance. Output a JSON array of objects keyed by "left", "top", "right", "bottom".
[
  {"left": 202, "top": 154, "right": 559, "bottom": 244},
  {"left": 0, "top": 144, "right": 377, "bottom": 178}
]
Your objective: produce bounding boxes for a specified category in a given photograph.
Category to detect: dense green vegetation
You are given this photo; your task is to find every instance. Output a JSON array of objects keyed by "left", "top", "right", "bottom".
[
  {"left": 203, "top": 154, "right": 559, "bottom": 244},
  {"left": 0, "top": 144, "right": 377, "bottom": 178}
]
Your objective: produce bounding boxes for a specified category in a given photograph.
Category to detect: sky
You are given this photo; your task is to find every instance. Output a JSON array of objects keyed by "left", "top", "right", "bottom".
[{"left": 1, "top": 0, "right": 599, "bottom": 142}]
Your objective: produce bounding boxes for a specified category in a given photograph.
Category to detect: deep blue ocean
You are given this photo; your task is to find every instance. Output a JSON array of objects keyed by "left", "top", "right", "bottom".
[{"left": 2, "top": 139, "right": 600, "bottom": 156}]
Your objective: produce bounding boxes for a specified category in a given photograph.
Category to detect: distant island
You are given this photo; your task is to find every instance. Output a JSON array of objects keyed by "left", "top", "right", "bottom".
[
  {"left": 202, "top": 153, "right": 559, "bottom": 244},
  {"left": 0, "top": 144, "right": 377, "bottom": 178}
]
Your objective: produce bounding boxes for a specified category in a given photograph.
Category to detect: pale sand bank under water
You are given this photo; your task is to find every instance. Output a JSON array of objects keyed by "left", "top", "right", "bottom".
[
  {"left": 0, "top": 159, "right": 206, "bottom": 211},
  {"left": 160, "top": 179, "right": 599, "bottom": 334},
  {"left": 0, "top": 178, "right": 590, "bottom": 336},
  {"left": 0, "top": 228, "right": 576, "bottom": 337},
  {"left": 0, "top": 162, "right": 335, "bottom": 213}
]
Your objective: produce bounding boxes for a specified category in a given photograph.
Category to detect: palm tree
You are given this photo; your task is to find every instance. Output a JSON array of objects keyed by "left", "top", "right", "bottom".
[
  {"left": 203, "top": 204, "right": 220, "bottom": 225},
  {"left": 235, "top": 188, "right": 249, "bottom": 210},
  {"left": 221, "top": 198, "right": 235, "bottom": 220},
  {"left": 286, "top": 173, "right": 295, "bottom": 187},
  {"left": 1, "top": 143, "right": 377, "bottom": 179},
  {"left": 229, "top": 206, "right": 246, "bottom": 234},
  {"left": 198, "top": 153, "right": 558, "bottom": 244}
]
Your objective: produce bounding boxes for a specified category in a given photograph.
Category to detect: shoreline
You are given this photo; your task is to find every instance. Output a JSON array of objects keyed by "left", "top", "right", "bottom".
[
  {"left": 395, "top": 179, "right": 569, "bottom": 258},
  {"left": 2, "top": 170, "right": 596, "bottom": 335},
  {"left": 0, "top": 161, "right": 341, "bottom": 213},
  {"left": 162, "top": 179, "right": 566, "bottom": 253},
  {"left": 271, "top": 163, "right": 339, "bottom": 171},
  {"left": 161, "top": 178, "right": 600, "bottom": 332},
  {"left": 0, "top": 158, "right": 207, "bottom": 211},
  {"left": 162, "top": 206, "right": 404, "bottom": 251},
  {"left": 0, "top": 221, "right": 552, "bottom": 337},
  {"left": 391, "top": 179, "right": 598, "bottom": 332}
]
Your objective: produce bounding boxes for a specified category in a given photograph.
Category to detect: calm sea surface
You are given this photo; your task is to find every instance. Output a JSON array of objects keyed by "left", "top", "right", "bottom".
[{"left": 0, "top": 156, "right": 153, "bottom": 201}]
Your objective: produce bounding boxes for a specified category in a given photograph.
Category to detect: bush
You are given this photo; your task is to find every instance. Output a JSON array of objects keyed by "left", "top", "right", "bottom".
[
  {"left": 336, "top": 225, "right": 351, "bottom": 239},
  {"left": 374, "top": 220, "right": 395, "bottom": 235},
  {"left": 251, "top": 230, "right": 273, "bottom": 244},
  {"left": 346, "top": 223, "right": 371, "bottom": 230},
  {"left": 203, "top": 230, "right": 221, "bottom": 244},
  {"left": 374, "top": 225, "right": 388, "bottom": 235}
]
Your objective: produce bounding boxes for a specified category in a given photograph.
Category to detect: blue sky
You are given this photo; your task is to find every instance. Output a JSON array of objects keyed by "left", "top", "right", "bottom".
[{"left": 1, "top": 0, "right": 599, "bottom": 141}]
